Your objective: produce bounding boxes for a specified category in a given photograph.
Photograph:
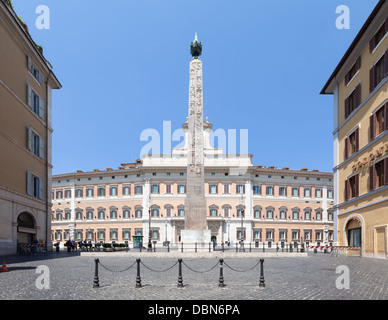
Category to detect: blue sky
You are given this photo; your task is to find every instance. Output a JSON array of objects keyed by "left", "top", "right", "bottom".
[{"left": 13, "top": 0, "right": 379, "bottom": 175}]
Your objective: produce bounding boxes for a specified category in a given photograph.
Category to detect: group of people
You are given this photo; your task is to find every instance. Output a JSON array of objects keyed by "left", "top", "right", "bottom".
[{"left": 65, "top": 239, "right": 77, "bottom": 252}]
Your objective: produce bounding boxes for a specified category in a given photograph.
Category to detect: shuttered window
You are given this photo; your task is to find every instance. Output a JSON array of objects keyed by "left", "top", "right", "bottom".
[
  {"left": 345, "top": 174, "right": 359, "bottom": 201},
  {"left": 344, "top": 127, "right": 359, "bottom": 159},
  {"left": 370, "top": 103, "right": 387, "bottom": 141},
  {"left": 345, "top": 57, "right": 361, "bottom": 85},
  {"left": 26, "top": 82, "right": 44, "bottom": 119},
  {"left": 345, "top": 84, "right": 361, "bottom": 119},
  {"left": 26, "top": 125, "right": 44, "bottom": 159},
  {"left": 26, "top": 171, "right": 44, "bottom": 200},
  {"left": 370, "top": 19, "right": 388, "bottom": 53},
  {"left": 370, "top": 51, "right": 388, "bottom": 93},
  {"left": 369, "top": 158, "right": 388, "bottom": 191}
]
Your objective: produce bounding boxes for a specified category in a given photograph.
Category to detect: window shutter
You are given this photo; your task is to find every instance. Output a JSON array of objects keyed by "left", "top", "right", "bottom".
[
  {"left": 27, "top": 56, "right": 32, "bottom": 71},
  {"left": 26, "top": 125, "right": 32, "bottom": 151},
  {"left": 39, "top": 136, "right": 44, "bottom": 159},
  {"left": 369, "top": 166, "right": 375, "bottom": 191},
  {"left": 370, "top": 36, "right": 376, "bottom": 53},
  {"left": 355, "top": 128, "right": 359, "bottom": 152},
  {"left": 345, "top": 179, "right": 350, "bottom": 201},
  {"left": 356, "top": 56, "right": 361, "bottom": 70},
  {"left": 39, "top": 97, "right": 45, "bottom": 119},
  {"left": 39, "top": 72, "right": 44, "bottom": 86},
  {"left": 384, "top": 103, "right": 388, "bottom": 131},
  {"left": 345, "top": 96, "right": 350, "bottom": 118},
  {"left": 344, "top": 136, "right": 349, "bottom": 159},
  {"left": 345, "top": 73, "right": 350, "bottom": 86},
  {"left": 355, "top": 84, "right": 361, "bottom": 108},
  {"left": 370, "top": 113, "right": 376, "bottom": 141},
  {"left": 385, "top": 49, "right": 388, "bottom": 78},
  {"left": 355, "top": 174, "right": 360, "bottom": 198},
  {"left": 26, "top": 82, "right": 32, "bottom": 108},
  {"left": 384, "top": 158, "right": 388, "bottom": 186},
  {"left": 26, "top": 171, "right": 33, "bottom": 196},
  {"left": 370, "top": 67, "right": 375, "bottom": 93},
  {"left": 39, "top": 177, "right": 44, "bottom": 200}
]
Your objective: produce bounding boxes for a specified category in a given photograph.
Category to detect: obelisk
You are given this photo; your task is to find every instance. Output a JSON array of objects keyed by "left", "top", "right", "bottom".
[{"left": 181, "top": 33, "right": 210, "bottom": 246}]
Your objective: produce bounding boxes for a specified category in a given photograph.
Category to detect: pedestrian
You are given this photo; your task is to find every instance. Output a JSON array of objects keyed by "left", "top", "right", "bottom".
[
  {"left": 66, "top": 239, "right": 71, "bottom": 252},
  {"left": 71, "top": 240, "right": 75, "bottom": 252}
]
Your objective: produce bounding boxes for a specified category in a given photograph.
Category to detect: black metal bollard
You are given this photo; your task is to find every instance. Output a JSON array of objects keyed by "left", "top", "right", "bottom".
[
  {"left": 167, "top": 242, "right": 170, "bottom": 252},
  {"left": 209, "top": 242, "right": 211, "bottom": 252},
  {"left": 222, "top": 242, "right": 224, "bottom": 252},
  {"left": 195, "top": 242, "right": 197, "bottom": 253},
  {"left": 236, "top": 242, "right": 238, "bottom": 252},
  {"left": 259, "top": 259, "right": 265, "bottom": 287},
  {"left": 93, "top": 258, "right": 100, "bottom": 288},
  {"left": 177, "top": 259, "right": 184, "bottom": 288},
  {"left": 263, "top": 242, "right": 265, "bottom": 253},
  {"left": 219, "top": 259, "right": 225, "bottom": 287},
  {"left": 136, "top": 258, "right": 142, "bottom": 288},
  {"left": 153, "top": 242, "right": 156, "bottom": 252},
  {"left": 181, "top": 242, "right": 183, "bottom": 253}
]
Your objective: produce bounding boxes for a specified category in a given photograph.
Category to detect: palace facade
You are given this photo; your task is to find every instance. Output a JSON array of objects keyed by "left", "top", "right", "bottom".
[{"left": 51, "top": 160, "right": 334, "bottom": 248}]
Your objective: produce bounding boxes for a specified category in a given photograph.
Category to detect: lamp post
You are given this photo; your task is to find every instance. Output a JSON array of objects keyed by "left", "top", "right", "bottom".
[
  {"left": 145, "top": 178, "right": 153, "bottom": 252},
  {"left": 239, "top": 193, "right": 245, "bottom": 252}
]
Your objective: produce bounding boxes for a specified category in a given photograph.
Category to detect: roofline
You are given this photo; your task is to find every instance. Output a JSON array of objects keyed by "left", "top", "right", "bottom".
[{"left": 320, "top": 0, "right": 386, "bottom": 95}]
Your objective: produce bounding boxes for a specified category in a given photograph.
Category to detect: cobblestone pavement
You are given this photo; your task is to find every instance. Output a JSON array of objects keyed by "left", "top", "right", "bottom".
[{"left": 0, "top": 251, "right": 387, "bottom": 302}]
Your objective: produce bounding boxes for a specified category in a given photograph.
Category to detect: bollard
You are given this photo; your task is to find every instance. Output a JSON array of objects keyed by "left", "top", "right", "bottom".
[
  {"left": 167, "top": 242, "right": 170, "bottom": 253},
  {"left": 136, "top": 258, "right": 142, "bottom": 288},
  {"left": 236, "top": 242, "right": 238, "bottom": 252},
  {"left": 93, "top": 258, "right": 100, "bottom": 288},
  {"left": 195, "top": 242, "right": 197, "bottom": 253},
  {"left": 181, "top": 242, "right": 183, "bottom": 253},
  {"left": 259, "top": 259, "right": 265, "bottom": 287},
  {"left": 177, "top": 259, "right": 184, "bottom": 288},
  {"left": 249, "top": 242, "right": 252, "bottom": 253},
  {"left": 222, "top": 242, "right": 224, "bottom": 252},
  {"left": 262, "top": 242, "right": 265, "bottom": 253},
  {"left": 219, "top": 259, "right": 225, "bottom": 287},
  {"left": 209, "top": 242, "right": 211, "bottom": 253}
]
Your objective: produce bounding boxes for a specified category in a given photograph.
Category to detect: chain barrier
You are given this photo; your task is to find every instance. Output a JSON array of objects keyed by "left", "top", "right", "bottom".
[
  {"left": 223, "top": 260, "right": 261, "bottom": 272},
  {"left": 93, "top": 258, "right": 265, "bottom": 288},
  {"left": 98, "top": 260, "right": 137, "bottom": 273},
  {"left": 182, "top": 260, "right": 220, "bottom": 273},
  {"left": 140, "top": 260, "right": 179, "bottom": 273}
]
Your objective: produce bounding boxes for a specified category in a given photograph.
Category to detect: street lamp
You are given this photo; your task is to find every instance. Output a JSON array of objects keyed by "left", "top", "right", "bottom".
[
  {"left": 239, "top": 193, "right": 245, "bottom": 252},
  {"left": 144, "top": 178, "right": 153, "bottom": 252}
]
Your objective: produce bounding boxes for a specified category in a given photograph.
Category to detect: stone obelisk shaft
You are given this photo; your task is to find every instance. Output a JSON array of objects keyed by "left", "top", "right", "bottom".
[{"left": 185, "top": 58, "right": 207, "bottom": 230}]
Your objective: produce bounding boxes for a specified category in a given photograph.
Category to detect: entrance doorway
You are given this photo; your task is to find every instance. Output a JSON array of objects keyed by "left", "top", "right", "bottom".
[{"left": 17, "top": 212, "right": 36, "bottom": 244}]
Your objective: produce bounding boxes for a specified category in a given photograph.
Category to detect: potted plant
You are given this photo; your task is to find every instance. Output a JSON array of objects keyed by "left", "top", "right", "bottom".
[{"left": 54, "top": 242, "right": 60, "bottom": 252}]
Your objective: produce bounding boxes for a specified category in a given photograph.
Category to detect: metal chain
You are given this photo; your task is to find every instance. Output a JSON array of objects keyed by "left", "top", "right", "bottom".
[
  {"left": 182, "top": 260, "right": 220, "bottom": 273},
  {"left": 223, "top": 260, "right": 261, "bottom": 273},
  {"left": 140, "top": 260, "right": 179, "bottom": 273},
  {"left": 98, "top": 260, "right": 137, "bottom": 273}
]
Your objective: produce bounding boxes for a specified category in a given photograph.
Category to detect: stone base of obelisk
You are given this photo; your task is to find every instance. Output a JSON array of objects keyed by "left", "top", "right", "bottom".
[{"left": 181, "top": 230, "right": 211, "bottom": 252}]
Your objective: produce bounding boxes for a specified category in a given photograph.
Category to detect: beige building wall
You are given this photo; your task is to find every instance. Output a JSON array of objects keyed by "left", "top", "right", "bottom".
[
  {"left": 322, "top": 0, "right": 388, "bottom": 259},
  {"left": 0, "top": 1, "right": 61, "bottom": 255}
]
